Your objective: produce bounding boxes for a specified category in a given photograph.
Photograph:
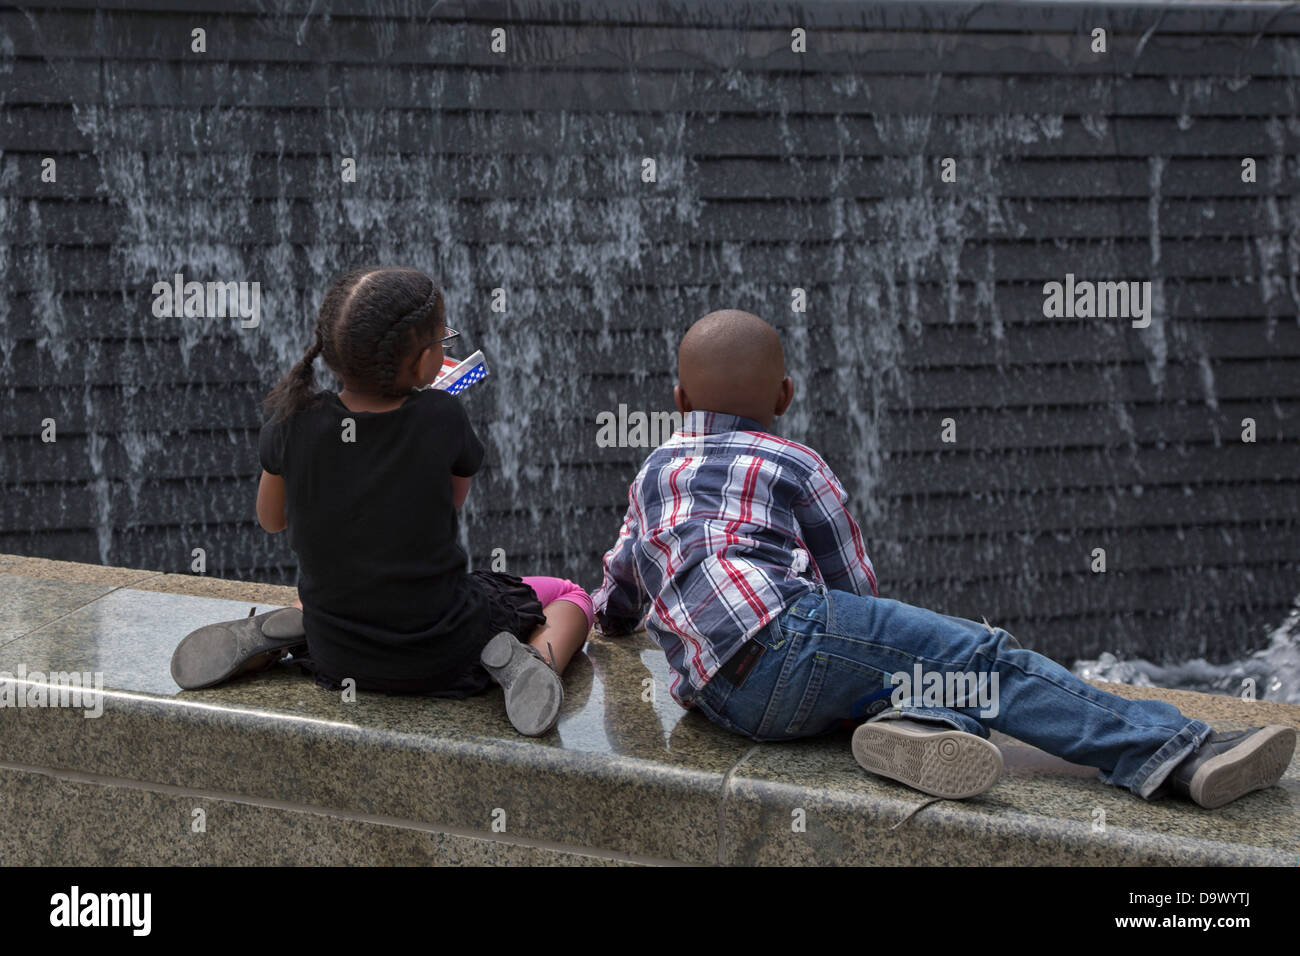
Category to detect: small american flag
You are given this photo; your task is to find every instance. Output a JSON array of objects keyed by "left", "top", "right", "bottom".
[{"left": 431, "top": 349, "right": 489, "bottom": 395}]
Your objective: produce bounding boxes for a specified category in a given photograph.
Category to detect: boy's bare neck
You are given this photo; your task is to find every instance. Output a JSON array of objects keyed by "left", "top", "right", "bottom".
[{"left": 696, "top": 406, "right": 773, "bottom": 429}]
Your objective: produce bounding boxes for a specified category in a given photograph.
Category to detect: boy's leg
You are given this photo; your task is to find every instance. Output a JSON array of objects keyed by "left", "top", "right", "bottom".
[
  {"left": 698, "top": 586, "right": 1216, "bottom": 799},
  {"left": 808, "top": 588, "right": 1214, "bottom": 799}
]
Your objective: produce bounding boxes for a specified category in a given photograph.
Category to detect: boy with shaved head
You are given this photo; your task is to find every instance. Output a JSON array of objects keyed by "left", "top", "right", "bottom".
[{"left": 591, "top": 309, "right": 1294, "bottom": 807}]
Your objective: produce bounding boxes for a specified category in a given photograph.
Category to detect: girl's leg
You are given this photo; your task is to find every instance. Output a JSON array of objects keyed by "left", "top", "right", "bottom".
[
  {"left": 520, "top": 577, "right": 593, "bottom": 675},
  {"left": 300, "top": 581, "right": 589, "bottom": 673}
]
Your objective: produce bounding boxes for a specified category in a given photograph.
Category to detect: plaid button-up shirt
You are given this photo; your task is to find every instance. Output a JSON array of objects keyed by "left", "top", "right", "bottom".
[{"left": 591, "top": 410, "right": 877, "bottom": 707}]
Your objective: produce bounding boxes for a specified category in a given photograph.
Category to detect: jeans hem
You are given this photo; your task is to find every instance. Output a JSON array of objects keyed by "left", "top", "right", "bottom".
[{"left": 1127, "top": 719, "right": 1214, "bottom": 799}]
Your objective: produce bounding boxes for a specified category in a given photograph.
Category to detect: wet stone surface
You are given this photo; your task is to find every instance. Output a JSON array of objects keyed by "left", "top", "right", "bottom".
[{"left": 0, "top": 555, "right": 1296, "bottom": 866}]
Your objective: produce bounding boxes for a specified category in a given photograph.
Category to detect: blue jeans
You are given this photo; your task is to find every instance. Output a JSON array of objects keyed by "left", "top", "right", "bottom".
[{"left": 694, "top": 586, "right": 1213, "bottom": 799}]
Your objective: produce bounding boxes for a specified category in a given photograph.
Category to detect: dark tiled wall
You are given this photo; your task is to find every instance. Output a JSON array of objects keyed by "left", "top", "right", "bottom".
[{"left": 3, "top": 1, "right": 1299, "bottom": 663}]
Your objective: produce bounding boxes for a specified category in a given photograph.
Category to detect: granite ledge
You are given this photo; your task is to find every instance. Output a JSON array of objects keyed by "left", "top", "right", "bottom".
[{"left": 2, "top": 555, "right": 1297, "bottom": 866}]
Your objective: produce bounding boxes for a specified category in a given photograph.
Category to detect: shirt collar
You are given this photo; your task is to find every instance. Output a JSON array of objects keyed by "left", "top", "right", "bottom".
[{"left": 682, "top": 408, "right": 769, "bottom": 436}]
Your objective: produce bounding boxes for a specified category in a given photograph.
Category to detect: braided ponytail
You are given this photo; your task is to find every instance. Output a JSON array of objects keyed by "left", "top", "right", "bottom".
[{"left": 263, "top": 330, "right": 325, "bottom": 424}]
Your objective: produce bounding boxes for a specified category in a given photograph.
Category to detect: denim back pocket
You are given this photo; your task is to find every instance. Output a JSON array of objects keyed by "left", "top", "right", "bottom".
[{"left": 783, "top": 647, "right": 830, "bottom": 736}]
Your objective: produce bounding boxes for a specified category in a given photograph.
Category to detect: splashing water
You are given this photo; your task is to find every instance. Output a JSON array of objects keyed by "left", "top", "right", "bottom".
[{"left": 1073, "top": 595, "right": 1300, "bottom": 704}]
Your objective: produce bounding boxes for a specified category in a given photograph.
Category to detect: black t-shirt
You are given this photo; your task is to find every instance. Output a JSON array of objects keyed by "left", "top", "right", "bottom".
[{"left": 258, "top": 388, "right": 488, "bottom": 682}]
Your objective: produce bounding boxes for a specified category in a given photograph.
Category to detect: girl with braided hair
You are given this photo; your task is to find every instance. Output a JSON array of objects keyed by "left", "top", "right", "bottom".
[{"left": 169, "top": 266, "right": 592, "bottom": 737}]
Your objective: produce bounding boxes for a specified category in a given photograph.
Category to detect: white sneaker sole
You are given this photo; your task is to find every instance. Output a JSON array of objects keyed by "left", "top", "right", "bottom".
[{"left": 852, "top": 718, "right": 1003, "bottom": 799}]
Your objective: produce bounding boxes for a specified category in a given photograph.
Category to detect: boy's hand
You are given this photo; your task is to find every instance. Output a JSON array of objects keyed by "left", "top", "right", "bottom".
[
  {"left": 593, "top": 611, "right": 643, "bottom": 637},
  {"left": 592, "top": 499, "right": 649, "bottom": 633}
]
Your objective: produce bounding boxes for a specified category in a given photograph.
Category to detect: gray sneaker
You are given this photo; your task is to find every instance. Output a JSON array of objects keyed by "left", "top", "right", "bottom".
[
  {"left": 851, "top": 716, "right": 1003, "bottom": 799},
  {"left": 479, "top": 631, "right": 563, "bottom": 737},
  {"left": 1166, "top": 725, "right": 1295, "bottom": 809}
]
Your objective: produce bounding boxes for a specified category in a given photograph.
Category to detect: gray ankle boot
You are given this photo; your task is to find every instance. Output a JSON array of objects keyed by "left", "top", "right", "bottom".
[
  {"left": 170, "top": 606, "right": 306, "bottom": 690},
  {"left": 479, "top": 631, "right": 563, "bottom": 737}
]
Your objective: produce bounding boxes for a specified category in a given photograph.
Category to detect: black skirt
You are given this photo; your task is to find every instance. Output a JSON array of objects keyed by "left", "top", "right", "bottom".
[{"left": 292, "top": 569, "right": 547, "bottom": 699}]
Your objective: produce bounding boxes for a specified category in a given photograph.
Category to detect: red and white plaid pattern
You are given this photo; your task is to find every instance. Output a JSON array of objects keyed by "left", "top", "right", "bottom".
[{"left": 592, "top": 410, "right": 877, "bottom": 707}]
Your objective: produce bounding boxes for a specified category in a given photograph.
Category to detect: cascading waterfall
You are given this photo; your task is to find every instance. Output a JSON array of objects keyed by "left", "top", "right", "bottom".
[{"left": 3, "top": 4, "right": 1298, "bottom": 700}]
